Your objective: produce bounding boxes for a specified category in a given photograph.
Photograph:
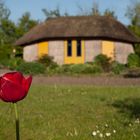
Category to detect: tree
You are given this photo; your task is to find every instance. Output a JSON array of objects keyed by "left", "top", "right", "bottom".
[
  {"left": 77, "top": 1, "right": 100, "bottom": 16},
  {"left": 126, "top": 0, "right": 140, "bottom": 27},
  {"left": 0, "top": 0, "right": 10, "bottom": 21},
  {"left": 126, "top": 0, "right": 140, "bottom": 56},
  {"left": 42, "top": 6, "right": 69, "bottom": 20},
  {"left": 0, "top": 19, "right": 16, "bottom": 43},
  {"left": 16, "top": 12, "right": 38, "bottom": 38},
  {"left": 77, "top": 1, "right": 116, "bottom": 18},
  {"left": 0, "top": 1, "right": 15, "bottom": 59},
  {"left": 42, "top": 7, "right": 61, "bottom": 19},
  {"left": 91, "top": 1, "right": 100, "bottom": 15},
  {"left": 104, "top": 9, "right": 117, "bottom": 19}
]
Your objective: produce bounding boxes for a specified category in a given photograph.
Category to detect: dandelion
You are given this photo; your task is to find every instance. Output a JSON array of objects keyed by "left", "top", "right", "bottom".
[
  {"left": 106, "top": 132, "right": 111, "bottom": 137},
  {"left": 92, "top": 131, "right": 97, "bottom": 136},
  {"left": 96, "top": 125, "right": 99, "bottom": 128},
  {"left": 135, "top": 118, "right": 140, "bottom": 124},
  {"left": 99, "top": 133, "right": 103, "bottom": 138},
  {"left": 68, "top": 89, "right": 71, "bottom": 93},
  {"left": 133, "top": 132, "right": 137, "bottom": 137},
  {"left": 113, "top": 130, "right": 116, "bottom": 133},
  {"left": 105, "top": 124, "right": 108, "bottom": 127},
  {"left": 129, "top": 123, "right": 132, "bottom": 127},
  {"left": 66, "top": 132, "right": 73, "bottom": 137},
  {"left": 74, "top": 128, "right": 78, "bottom": 136}
]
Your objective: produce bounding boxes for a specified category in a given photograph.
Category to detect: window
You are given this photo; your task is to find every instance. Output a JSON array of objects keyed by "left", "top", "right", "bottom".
[
  {"left": 77, "top": 40, "right": 81, "bottom": 56},
  {"left": 67, "top": 40, "right": 72, "bottom": 56}
]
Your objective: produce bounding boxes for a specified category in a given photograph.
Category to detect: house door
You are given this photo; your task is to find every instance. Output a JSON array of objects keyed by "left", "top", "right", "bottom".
[
  {"left": 64, "top": 40, "right": 85, "bottom": 64},
  {"left": 38, "top": 42, "right": 48, "bottom": 58},
  {"left": 102, "top": 41, "right": 114, "bottom": 59}
]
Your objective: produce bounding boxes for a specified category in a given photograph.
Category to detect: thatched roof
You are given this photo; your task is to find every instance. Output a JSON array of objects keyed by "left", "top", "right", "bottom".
[{"left": 15, "top": 16, "right": 140, "bottom": 46}]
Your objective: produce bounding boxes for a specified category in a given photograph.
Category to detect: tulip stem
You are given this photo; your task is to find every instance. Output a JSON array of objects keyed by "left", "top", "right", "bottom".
[{"left": 14, "top": 103, "right": 20, "bottom": 140}]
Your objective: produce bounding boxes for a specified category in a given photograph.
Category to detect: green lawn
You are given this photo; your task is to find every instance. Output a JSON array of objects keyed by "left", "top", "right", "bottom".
[{"left": 0, "top": 85, "right": 140, "bottom": 140}]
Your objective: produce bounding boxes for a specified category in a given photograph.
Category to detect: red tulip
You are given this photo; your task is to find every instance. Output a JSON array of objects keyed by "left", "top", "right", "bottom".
[{"left": 0, "top": 72, "right": 32, "bottom": 103}]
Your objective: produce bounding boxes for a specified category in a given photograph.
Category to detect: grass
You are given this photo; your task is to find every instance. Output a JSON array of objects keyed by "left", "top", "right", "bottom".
[{"left": 0, "top": 85, "right": 140, "bottom": 140}]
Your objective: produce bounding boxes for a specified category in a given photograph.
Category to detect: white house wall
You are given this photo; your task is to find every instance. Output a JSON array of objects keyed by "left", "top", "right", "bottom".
[
  {"left": 23, "top": 44, "right": 38, "bottom": 62},
  {"left": 115, "top": 42, "right": 134, "bottom": 64},
  {"left": 85, "top": 40, "right": 102, "bottom": 62},
  {"left": 48, "top": 41, "right": 64, "bottom": 65}
]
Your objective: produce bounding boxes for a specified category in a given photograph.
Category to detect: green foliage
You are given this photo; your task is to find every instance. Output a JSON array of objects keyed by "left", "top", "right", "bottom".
[
  {"left": 42, "top": 7, "right": 61, "bottom": 19},
  {"left": 16, "top": 12, "right": 38, "bottom": 38},
  {"left": 126, "top": 1, "right": 140, "bottom": 55},
  {"left": 126, "top": 1, "right": 140, "bottom": 27},
  {"left": 94, "top": 54, "right": 112, "bottom": 72},
  {"left": 49, "top": 63, "right": 102, "bottom": 75},
  {"left": 38, "top": 54, "right": 58, "bottom": 68},
  {"left": 69, "top": 63, "right": 102, "bottom": 74},
  {"left": 0, "top": 57, "right": 23, "bottom": 70},
  {"left": 42, "top": 6, "right": 69, "bottom": 20},
  {"left": 78, "top": 1, "right": 117, "bottom": 18},
  {"left": 111, "top": 61, "right": 126, "bottom": 74},
  {"left": 0, "top": 58, "right": 9, "bottom": 69},
  {"left": 0, "top": 19, "right": 17, "bottom": 43},
  {"left": 54, "top": 64, "right": 72, "bottom": 74},
  {"left": 127, "top": 53, "right": 140, "bottom": 68},
  {"left": 8, "top": 57, "right": 23, "bottom": 70},
  {"left": 16, "top": 61, "right": 46, "bottom": 75},
  {"left": 0, "top": 44, "right": 12, "bottom": 60},
  {"left": 104, "top": 9, "right": 117, "bottom": 19},
  {"left": 0, "top": 1, "right": 10, "bottom": 20}
]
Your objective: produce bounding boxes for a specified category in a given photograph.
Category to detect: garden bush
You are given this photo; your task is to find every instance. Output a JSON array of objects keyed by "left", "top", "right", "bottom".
[
  {"left": 54, "top": 64, "right": 72, "bottom": 74},
  {"left": 0, "top": 57, "right": 23, "bottom": 70},
  {"left": 0, "top": 59, "right": 10, "bottom": 69},
  {"left": 94, "top": 54, "right": 112, "bottom": 72},
  {"left": 52, "top": 63, "right": 102, "bottom": 75},
  {"left": 127, "top": 53, "right": 140, "bottom": 68},
  {"left": 7, "top": 58, "right": 23, "bottom": 70},
  {"left": 16, "top": 61, "right": 46, "bottom": 75},
  {"left": 38, "top": 54, "right": 58, "bottom": 68},
  {"left": 69, "top": 63, "right": 102, "bottom": 74},
  {"left": 111, "top": 61, "right": 126, "bottom": 75}
]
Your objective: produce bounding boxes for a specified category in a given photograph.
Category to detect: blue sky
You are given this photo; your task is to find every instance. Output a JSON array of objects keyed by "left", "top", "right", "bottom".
[{"left": 5, "top": 0, "right": 132, "bottom": 25}]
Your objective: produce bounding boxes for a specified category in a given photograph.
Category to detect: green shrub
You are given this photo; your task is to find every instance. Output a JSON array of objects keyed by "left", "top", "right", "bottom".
[
  {"left": 54, "top": 64, "right": 72, "bottom": 74},
  {"left": 38, "top": 54, "right": 58, "bottom": 67},
  {"left": 81, "top": 64, "right": 103, "bottom": 74},
  {"left": 127, "top": 53, "right": 140, "bottom": 68},
  {"left": 0, "top": 57, "right": 23, "bottom": 70},
  {"left": 16, "top": 62, "right": 46, "bottom": 75},
  {"left": 69, "top": 64, "right": 85, "bottom": 73},
  {"left": 8, "top": 58, "right": 23, "bottom": 70},
  {"left": 69, "top": 64, "right": 102, "bottom": 74},
  {"left": 52, "top": 63, "right": 102, "bottom": 75},
  {"left": 111, "top": 61, "right": 126, "bottom": 74},
  {"left": 94, "top": 54, "right": 112, "bottom": 72},
  {"left": 0, "top": 59, "right": 10, "bottom": 69}
]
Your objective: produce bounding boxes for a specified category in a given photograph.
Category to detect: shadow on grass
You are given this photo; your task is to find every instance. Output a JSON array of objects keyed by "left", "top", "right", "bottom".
[{"left": 112, "top": 98, "right": 140, "bottom": 119}]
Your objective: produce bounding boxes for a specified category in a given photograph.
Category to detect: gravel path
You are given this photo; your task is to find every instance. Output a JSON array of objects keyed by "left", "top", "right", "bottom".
[
  {"left": 33, "top": 75, "right": 140, "bottom": 86},
  {"left": 0, "top": 69, "right": 139, "bottom": 86}
]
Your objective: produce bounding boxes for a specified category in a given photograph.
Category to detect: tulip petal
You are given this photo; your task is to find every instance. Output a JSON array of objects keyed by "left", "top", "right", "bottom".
[
  {"left": 0, "top": 77, "right": 26, "bottom": 103},
  {"left": 0, "top": 77, "right": 2, "bottom": 100},
  {"left": 23, "top": 76, "right": 32, "bottom": 93},
  {"left": 3, "top": 72, "right": 23, "bottom": 85},
  {"left": 13, "top": 72, "right": 23, "bottom": 84}
]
